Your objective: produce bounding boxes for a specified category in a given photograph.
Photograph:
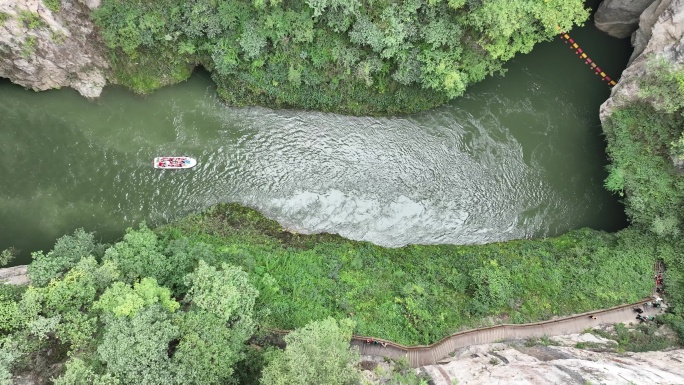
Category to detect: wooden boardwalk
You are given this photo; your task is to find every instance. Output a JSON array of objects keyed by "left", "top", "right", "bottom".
[{"left": 350, "top": 299, "right": 660, "bottom": 367}]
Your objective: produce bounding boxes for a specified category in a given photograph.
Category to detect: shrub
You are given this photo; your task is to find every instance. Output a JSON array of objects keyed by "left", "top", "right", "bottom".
[
  {"left": 28, "top": 229, "right": 100, "bottom": 287},
  {"left": 161, "top": 204, "right": 655, "bottom": 345},
  {"left": 18, "top": 11, "right": 45, "bottom": 29},
  {"left": 260, "top": 318, "right": 361, "bottom": 385},
  {"left": 43, "top": 0, "right": 61, "bottom": 13}
]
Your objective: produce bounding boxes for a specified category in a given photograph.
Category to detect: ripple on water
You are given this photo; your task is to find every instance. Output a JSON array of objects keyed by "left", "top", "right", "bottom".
[
  {"left": 202, "top": 106, "right": 561, "bottom": 247},
  {"left": 0, "top": 59, "right": 625, "bottom": 261}
]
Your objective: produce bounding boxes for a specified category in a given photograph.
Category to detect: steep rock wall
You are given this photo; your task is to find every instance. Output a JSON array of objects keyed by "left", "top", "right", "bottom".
[
  {"left": 0, "top": 0, "right": 108, "bottom": 98},
  {"left": 600, "top": 0, "right": 684, "bottom": 120},
  {"left": 595, "top": 0, "right": 657, "bottom": 38}
]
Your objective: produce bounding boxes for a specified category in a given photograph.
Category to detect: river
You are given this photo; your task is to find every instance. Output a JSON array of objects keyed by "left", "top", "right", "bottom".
[{"left": 0, "top": 15, "right": 631, "bottom": 265}]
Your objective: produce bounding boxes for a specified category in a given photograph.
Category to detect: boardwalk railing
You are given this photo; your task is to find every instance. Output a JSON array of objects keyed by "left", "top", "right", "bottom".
[{"left": 272, "top": 298, "right": 656, "bottom": 367}]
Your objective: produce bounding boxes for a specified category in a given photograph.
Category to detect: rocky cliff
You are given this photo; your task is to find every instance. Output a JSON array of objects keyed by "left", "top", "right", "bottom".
[
  {"left": 599, "top": 0, "right": 684, "bottom": 120},
  {"left": 0, "top": 0, "right": 108, "bottom": 98},
  {"left": 595, "top": 0, "right": 656, "bottom": 38},
  {"left": 416, "top": 331, "right": 684, "bottom": 385}
]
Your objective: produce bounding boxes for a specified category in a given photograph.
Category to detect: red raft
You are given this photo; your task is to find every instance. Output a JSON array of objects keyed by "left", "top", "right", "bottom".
[{"left": 153, "top": 156, "right": 197, "bottom": 169}]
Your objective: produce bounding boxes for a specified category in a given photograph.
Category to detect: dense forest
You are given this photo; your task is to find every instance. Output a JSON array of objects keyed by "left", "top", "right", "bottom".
[{"left": 92, "top": 0, "right": 589, "bottom": 114}]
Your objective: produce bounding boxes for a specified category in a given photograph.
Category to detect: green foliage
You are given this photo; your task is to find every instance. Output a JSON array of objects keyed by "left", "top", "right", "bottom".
[
  {"left": 0, "top": 13, "right": 9, "bottom": 25},
  {"left": 172, "top": 310, "right": 242, "bottom": 384},
  {"left": 21, "top": 257, "right": 117, "bottom": 351},
  {"left": 162, "top": 238, "right": 220, "bottom": 293},
  {"left": 28, "top": 228, "right": 101, "bottom": 287},
  {"left": 591, "top": 322, "right": 676, "bottom": 352},
  {"left": 0, "top": 337, "right": 21, "bottom": 385},
  {"left": 28, "top": 315, "right": 61, "bottom": 341},
  {"left": 163, "top": 204, "right": 654, "bottom": 345},
  {"left": 0, "top": 249, "right": 17, "bottom": 267},
  {"left": 469, "top": 260, "right": 512, "bottom": 314},
  {"left": 0, "top": 304, "right": 20, "bottom": 336},
  {"left": 97, "top": 305, "right": 179, "bottom": 385},
  {"left": 0, "top": 286, "right": 25, "bottom": 335},
  {"left": 5, "top": 229, "right": 269, "bottom": 384},
  {"left": 379, "top": 356, "right": 431, "bottom": 384},
  {"left": 44, "top": 0, "right": 61, "bottom": 13},
  {"left": 165, "top": 261, "right": 259, "bottom": 384},
  {"left": 602, "top": 105, "right": 684, "bottom": 235},
  {"left": 603, "top": 166, "right": 625, "bottom": 197},
  {"left": 467, "top": 0, "right": 588, "bottom": 61},
  {"left": 639, "top": 59, "right": 684, "bottom": 114},
  {"left": 184, "top": 261, "right": 258, "bottom": 324},
  {"left": 20, "top": 36, "right": 37, "bottom": 59},
  {"left": 103, "top": 224, "right": 167, "bottom": 284},
  {"left": 660, "top": 313, "right": 684, "bottom": 344},
  {"left": 54, "top": 357, "right": 119, "bottom": 385},
  {"left": 93, "top": 0, "right": 589, "bottom": 114},
  {"left": 671, "top": 132, "right": 684, "bottom": 160},
  {"left": 231, "top": 344, "right": 277, "bottom": 385},
  {"left": 260, "top": 317, "right": 361, "bottom": 385},
  {"left": 18, "top": 11, "right": 45, "bottom": 29},
  {"left": 103, "top": 225, "right": 217, "bottom": 295},
  {"left": 94, "top": 278, "right": 179, "bottom": 318}
]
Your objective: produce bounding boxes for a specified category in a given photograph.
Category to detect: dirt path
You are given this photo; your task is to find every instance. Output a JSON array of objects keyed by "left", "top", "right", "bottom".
[{"left": 352, "top": 299, "right": 661, "bottom": 367}]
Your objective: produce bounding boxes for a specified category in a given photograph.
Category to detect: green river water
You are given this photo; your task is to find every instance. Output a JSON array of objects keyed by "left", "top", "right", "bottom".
[{"left": 0, "top": 16, "right": 631, "bottom": 265}]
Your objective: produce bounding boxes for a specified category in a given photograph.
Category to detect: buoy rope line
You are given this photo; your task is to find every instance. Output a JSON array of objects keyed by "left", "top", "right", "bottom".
[{"left": 558, "top": 29, "right": 617, "bottom": 87}]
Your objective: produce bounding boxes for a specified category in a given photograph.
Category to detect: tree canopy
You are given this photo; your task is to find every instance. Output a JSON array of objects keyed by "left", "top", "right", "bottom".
[
  {"left": 260, "top": 317, "right": 361, "bottom": 385},
  {"left": 92, "top": 0, "right": 589, "bottom": 114},
  {"left": 0, "top": 228, "right": 262, "bottom": 384}
]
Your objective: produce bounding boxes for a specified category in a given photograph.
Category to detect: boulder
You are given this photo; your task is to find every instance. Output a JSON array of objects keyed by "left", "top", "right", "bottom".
[{"left": 595, "top": 0, "right": 657, "bottom": 38}]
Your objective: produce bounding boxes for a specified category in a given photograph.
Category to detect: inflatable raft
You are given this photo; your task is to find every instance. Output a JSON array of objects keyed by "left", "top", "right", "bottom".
[{"left": 154, "top": 157, "right": 197, "bottom": 169}]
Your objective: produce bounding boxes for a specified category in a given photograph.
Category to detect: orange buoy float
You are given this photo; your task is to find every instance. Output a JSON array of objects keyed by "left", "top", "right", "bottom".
[{"left": 558, "top": 31, "right": 617, "bottom": 88}]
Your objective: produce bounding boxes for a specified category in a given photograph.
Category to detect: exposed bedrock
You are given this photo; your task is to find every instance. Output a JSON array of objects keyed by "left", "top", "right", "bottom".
[
  {"left": 0, "top": 264, "right": 28, "bottom": 285},
  {"left": 595, "top": 0, "right": 658, "bottom": 38},
  {"left": 417, "top": 334, "right": 684, "bottom": 385},
  {"left": 600, "top": 0, "right": 684, "bottom": 120},
  {"left": 0, "top": 0, "right": 108, "bottom": 98}
]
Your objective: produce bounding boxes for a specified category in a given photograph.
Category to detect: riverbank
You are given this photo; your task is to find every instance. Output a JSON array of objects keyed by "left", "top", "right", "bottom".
[
  {"left": 1, "top": 202, "right": 682, "bottom": 384},
  {"left": 155, "top": 203, "right": 654, "bottom": 345},
  {"left": 0, "top": 202, "right": 657, "bottom": 345}
]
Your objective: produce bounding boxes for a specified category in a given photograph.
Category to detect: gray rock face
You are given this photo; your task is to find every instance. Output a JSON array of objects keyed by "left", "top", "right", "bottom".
[
  {"left": 0, "top": 0, "right": 109, "bottom": 98},
  {"left": 0, "top": 264, "right": 29, "bottom": 285},
  {"left": 600, "top": 0, "right": 684, "bottom": 121},
  {"left": 630, "top": 0, "right": 674, "bottom": 63},
  {"left": 595, "top": 0, "right": 657, "bottom": 38},
  {"left": 420, "top": 336, "right": 684, "bottom": 385}
]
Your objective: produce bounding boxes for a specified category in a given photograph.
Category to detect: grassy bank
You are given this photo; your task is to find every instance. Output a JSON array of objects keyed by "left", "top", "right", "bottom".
[{"left": 158, "top": 203, "right": 655, "bottom": 345}]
